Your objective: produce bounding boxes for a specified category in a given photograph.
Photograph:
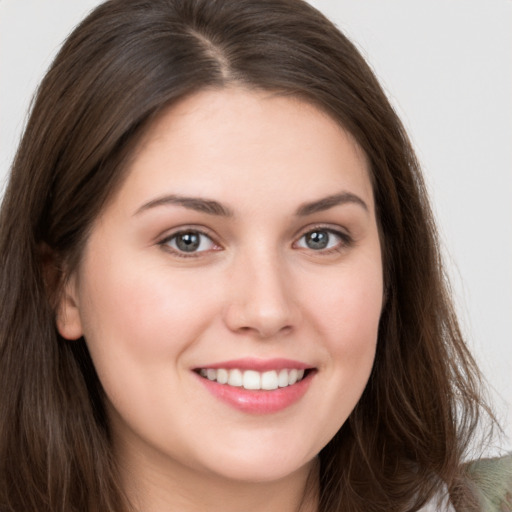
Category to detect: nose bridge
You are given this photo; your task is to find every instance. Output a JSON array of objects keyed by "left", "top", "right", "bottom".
[{"left": 224, "top": 242, "right": 298, "bottom": 338}]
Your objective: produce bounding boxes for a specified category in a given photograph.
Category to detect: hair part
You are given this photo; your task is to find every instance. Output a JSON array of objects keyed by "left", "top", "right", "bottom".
[{"left": 0, "top": 0, "right": 495, "bottom": 510}]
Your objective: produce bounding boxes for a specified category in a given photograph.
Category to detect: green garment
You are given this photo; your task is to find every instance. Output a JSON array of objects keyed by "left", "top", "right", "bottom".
[{"left": 465, "top": 454, "right": 512, "bottom": 511}]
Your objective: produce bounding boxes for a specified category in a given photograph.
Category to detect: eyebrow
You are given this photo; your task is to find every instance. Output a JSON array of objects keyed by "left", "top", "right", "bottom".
[
  {"left": 295, "top": 192, "right": 368, "bottom": 216},
  {"left": 135, "top": 194, "right": 233, "bottom": 217},
  {"left": 135, "top": 191, "right": 368, "bottom": 217}
]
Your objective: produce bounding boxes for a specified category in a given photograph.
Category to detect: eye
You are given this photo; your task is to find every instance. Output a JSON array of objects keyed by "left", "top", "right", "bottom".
[
  {"left": 295, "top": 228, "right": 349, "bottom": 251},
  {"left": 161, "top": 230, "right": 217, "bottom": 255}
]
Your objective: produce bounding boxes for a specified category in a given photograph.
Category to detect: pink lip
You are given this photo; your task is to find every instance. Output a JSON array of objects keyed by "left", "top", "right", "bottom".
[
  {"left": 194, "top": 357, "right": 312, "bottom": 372},
  {"left": 193, "top": 358, "right": 316, "bottom": 414}
]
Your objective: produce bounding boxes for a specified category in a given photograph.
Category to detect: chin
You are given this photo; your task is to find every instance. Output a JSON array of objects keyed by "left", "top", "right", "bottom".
[
  {"left": 211, "top": 458, "right": 313, "bottom": 484},
  {"left": 195, "top": 443, "right": 316, "bottom": 484}
]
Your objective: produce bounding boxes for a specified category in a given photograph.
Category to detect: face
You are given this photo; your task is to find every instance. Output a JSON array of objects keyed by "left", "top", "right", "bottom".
[{"left": 58, "top": 88, "right": 383, "bottom": 489}]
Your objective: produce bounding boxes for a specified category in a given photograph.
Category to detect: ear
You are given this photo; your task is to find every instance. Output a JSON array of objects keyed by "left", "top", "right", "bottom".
[
  {"left": 39, "top": 243, "right": 84, "bottom": 340},
  {"left": 56, "top": 274, "right": 84, "bottom": 340}
]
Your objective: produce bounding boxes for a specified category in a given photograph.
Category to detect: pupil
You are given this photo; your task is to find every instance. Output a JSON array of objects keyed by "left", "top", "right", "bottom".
[
  {"left": 306, "top": 231, "right": 328, "bottom": 249},
  {"left": 176, "top": 232, "right": 200, "bottom": 252}
]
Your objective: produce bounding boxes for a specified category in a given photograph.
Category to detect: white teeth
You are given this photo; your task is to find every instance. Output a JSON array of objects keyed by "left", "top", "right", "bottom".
[
  {"left": 216, "top": 368, "right": 229, "bottom": 384},
  {"left": 228, "top": 369, "right": 243, "bottom": 387},
  {"left": 278, "top": 369, "right": 289, "bottom": 388},
  {"left": 261, "top": 370, "right": 278, "bottom": 390},
  {"left": 199, "top": 368, "right": 307, "bottom": 390},
  {"left": 243, "top": 370, "right": 261, "bottom": 390}
]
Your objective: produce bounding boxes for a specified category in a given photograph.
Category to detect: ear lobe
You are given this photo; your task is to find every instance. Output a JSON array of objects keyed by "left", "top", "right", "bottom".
[{"left": 56, "top": 275, "right": 84, "bottom": 340}]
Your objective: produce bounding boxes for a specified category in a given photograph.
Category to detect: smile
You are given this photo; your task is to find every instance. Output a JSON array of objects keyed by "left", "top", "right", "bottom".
[
  {"left": 198, "top": 368, "right": 306, "bottom": 390},
  {"left": 194, "top": 359, "right": 316, "bottom": 414}
]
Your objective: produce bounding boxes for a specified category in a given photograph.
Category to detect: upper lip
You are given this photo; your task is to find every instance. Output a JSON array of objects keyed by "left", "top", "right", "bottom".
[{"left": 194, "top": 357, "right": 313, "bottom": 372}]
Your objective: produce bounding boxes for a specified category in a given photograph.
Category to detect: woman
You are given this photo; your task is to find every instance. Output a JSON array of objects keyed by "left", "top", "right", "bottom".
[{"left": 0, "top": 0, "right": 509, "bottom": 511}]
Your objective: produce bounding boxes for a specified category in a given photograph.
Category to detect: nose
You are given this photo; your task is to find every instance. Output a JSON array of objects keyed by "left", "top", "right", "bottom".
[{"left": 223, "top": 250, "right": 300, "bottom": 339}]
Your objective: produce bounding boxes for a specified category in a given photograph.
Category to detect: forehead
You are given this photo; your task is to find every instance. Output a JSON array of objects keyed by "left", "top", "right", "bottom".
[{"left": 113, "top": 86, "right": 374, "bottom": 215}]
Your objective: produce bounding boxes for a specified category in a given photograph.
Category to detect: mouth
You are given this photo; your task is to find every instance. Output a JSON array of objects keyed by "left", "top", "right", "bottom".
[
  {"left": 193, "top": 360, "right": 316, "bottom": 414},
  {"left": 195, "top": 367, "right": 310, "bottom": 390}
]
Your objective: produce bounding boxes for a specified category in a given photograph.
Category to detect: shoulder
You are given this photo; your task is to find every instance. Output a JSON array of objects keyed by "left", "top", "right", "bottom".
[
  {"left": 463, "top": 453, "right": 512, "bottom": 512},
  {"left": 417, "top": 455, "right": 512, "bottom": 512},
  {"left": 416, "top": 484, "right": 456, "bottom": 512}
]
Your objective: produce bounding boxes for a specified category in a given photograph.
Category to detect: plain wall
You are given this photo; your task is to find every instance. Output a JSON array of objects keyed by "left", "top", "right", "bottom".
[{"left": 1, "top": 0, "right": 511, "bottom": 452}]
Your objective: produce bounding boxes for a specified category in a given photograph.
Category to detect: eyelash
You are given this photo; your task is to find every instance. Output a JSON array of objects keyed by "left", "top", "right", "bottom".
[
  {"left": 158, "top": 228, "right": 219, "bottom": 258},
  {"left": 158, "top": 226, "right": 353, "bottom": 258},
  {"left": 294, "top": 226, "right": 353, "bottom": 254}
]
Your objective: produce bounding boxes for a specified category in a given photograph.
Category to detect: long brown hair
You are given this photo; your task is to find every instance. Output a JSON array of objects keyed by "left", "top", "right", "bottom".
[{"left": 0, "top": 0, "right": 493, "bottom": 510}]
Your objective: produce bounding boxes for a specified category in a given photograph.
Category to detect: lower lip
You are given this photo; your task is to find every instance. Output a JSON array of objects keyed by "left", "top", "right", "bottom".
[{"left": 195, "top": 371, "right": 314, "bottom": 414}]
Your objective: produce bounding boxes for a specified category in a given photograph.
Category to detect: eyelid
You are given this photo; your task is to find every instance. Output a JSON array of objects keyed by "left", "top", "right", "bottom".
[
  {"left": 293, "top": 224, "right": 353, "bottom": 252},
  {"left": 157, "top": 226, "right": 222, "bottom": 257},
  {"left": 156, "top": 223, "right": 353, "bottom": 258}
]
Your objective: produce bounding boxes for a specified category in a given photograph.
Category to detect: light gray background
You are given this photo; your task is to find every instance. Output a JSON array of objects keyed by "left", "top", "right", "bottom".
[{"left": 1, "top": 0, "right": 511, "bottom": 452}]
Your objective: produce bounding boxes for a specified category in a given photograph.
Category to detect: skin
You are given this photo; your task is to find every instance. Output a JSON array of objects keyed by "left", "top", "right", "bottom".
[{"left": 58, "top": 87, "right": 384, "bottom": 512}]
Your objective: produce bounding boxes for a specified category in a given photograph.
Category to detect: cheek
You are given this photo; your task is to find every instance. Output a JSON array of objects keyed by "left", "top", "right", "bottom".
[
  {"left": 75, "top": 258, "right": 224, "bottom": 436},
  {"left": 311, "top": 258, "right": 383, "bottom": 352},
  {"left": 306, "top": 251, "right": 382, "bottom": 420},
  {"left": 291, "top": 255, "right": 382, "bottom": 451},
  {"left": 77, "top": 256, "right": 222, "bottom": 365}
]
